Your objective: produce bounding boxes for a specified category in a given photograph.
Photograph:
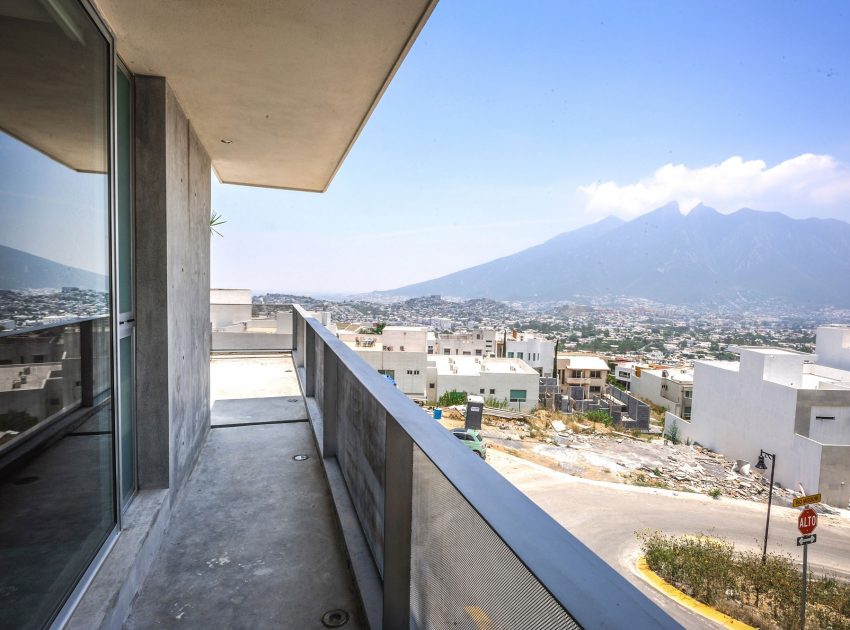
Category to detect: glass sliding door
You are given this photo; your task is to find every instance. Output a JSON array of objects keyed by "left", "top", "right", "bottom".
[
  {"left": 116, "top": 63, "right": 137, "bottom": 508},
  {"left": 0, "top": 1, "right": 116, "bottom": 627}
]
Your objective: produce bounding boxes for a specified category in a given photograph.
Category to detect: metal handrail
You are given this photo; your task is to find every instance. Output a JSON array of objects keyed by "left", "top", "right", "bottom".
[{"left": 291, "top": 304, "right": 680, "bottom": 629}]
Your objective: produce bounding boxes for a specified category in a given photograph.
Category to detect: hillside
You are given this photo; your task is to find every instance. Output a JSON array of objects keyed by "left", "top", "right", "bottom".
[
  {"left": 388, "top": 203, "right": 850, "bottom": 308},
  {"left": 0, "top": 244, "right": 107, "bottom": 292}
]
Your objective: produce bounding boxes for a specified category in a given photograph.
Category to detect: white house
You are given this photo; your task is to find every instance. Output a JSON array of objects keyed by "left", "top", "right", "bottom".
[
  {"left": 665, "top": 326, "right": 850, "bottom": 508},
  {"left": 613, "top": 362, "right": 634, "bottom": 389},
  {"left": 436, "top": 328, "right": 498, "bottom": 357},
  {"left": 630, "top": 365, "right": 694, "bottom": 419},
  {"left": 504, "top": 333, "right": 556, "bottom": 377},
  {"left": 815, "top": 326, "right": 850, "bottom": 372},
  {"left": 339, "top": 326, "right": 429, "bottom": 399},
  {"left": 426, "top": 356, "right": 540, "bottom": 412}
]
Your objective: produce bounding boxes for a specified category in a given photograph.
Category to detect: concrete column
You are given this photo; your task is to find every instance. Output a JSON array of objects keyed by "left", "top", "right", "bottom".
[{"left": 134, "top": 75, "right": 211, "bottom": 493}]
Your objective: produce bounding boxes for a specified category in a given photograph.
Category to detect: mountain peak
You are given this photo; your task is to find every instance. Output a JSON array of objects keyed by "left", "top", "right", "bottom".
[
  {"left": 687, "top": 203, "right": 720, "bottom": 218},
  {"left": 386, "top": 205, "right": 850, "bottom": 308}
]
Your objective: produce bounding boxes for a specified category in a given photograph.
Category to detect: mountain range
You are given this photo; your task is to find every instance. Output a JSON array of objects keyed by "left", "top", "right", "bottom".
[
  {"left": 388, "top": 203, "right": 850, "bottom": 308},
  {"left": 0, "top": 244, "right": 107, "bottom": 292}
]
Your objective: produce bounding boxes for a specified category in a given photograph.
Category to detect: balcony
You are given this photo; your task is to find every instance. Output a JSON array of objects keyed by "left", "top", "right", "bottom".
[{"left": 91, "top": 306, "right": 678, "bottom": 628}]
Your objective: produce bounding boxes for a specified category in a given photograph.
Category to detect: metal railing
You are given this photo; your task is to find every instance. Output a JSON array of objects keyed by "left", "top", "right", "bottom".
[{"left": 291, "top": 305, "right": 679, "bottom": 629}]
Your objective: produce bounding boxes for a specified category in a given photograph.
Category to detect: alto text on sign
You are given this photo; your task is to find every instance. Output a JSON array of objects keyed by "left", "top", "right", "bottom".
[{"left": 798, "top": 507, "right": 818, "bottom": 536}]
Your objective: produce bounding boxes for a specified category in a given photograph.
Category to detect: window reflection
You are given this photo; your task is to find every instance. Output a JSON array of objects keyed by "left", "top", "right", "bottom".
[{"left": 0, "top": 1, "right": 115, "bottom": 627}]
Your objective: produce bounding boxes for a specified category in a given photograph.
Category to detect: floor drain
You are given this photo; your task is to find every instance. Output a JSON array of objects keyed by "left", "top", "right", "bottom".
[
  {"left": 292, "top": 454, "right": 309, "bottom": 461},
  {"left": 321, "top": 609, "right": 349, "bottom": 627}
]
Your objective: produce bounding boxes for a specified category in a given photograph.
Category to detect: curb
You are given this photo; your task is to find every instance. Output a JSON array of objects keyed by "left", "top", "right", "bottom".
[{"left": 635, "top": 557, "right": 756, "bottom": 629}]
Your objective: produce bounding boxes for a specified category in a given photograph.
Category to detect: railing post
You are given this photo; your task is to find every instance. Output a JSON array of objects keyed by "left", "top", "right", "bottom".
[
  {"left": 292, "top": 308, "right": 301, "bottom": 365},
  {"left": 304, "top": 322, "right": 316, "bottom": 397},
  {"left": 323, "top": 344, "right": 338, "bottom": 457},
  {"left": 80, "top": 319, "right": 94, "bottom": 407},
  {"left": 383, "top": 414, "right": 413, "bottom": 627}
]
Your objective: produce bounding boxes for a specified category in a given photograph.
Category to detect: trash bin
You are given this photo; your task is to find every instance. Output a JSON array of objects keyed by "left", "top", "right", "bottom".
[{"left": 433, "top": 408, "right": 442, "bottom": 420}]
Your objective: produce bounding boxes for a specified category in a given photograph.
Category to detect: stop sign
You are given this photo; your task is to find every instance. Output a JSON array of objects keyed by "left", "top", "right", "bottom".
[{"left": 798, "top": 507, "right": 818, "bottom": 535}]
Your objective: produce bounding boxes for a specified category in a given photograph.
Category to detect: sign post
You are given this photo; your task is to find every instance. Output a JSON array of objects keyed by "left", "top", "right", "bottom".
[{"left": 797, "top": 506, "right": 818, "bottom": 629}]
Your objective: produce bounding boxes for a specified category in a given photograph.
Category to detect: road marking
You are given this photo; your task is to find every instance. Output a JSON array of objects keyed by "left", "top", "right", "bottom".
[{"left": 636, "top": 557, "right": 756, "bottom": 629}]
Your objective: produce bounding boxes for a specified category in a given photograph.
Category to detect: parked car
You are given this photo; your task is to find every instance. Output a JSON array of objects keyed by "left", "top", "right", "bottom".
[{"left": 451, "top": 428, "right": 487, "bottom": 459}]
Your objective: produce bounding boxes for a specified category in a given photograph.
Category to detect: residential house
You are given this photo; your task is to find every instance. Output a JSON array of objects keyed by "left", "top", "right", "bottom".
[
  {"left": 556, "top": 354, "right": 609, "bottom": 398},
  {"left": 426, "top": 355, "right": 540, "bottom": 412},
  {"left": 502, "top": 332, "right": 556, "bottom": 377},
  {"left": 631, "top": 365, "right": 694, "bottom": 419},
  {"left": 665, "top": 326, "right": 850, "bottom": 508}
]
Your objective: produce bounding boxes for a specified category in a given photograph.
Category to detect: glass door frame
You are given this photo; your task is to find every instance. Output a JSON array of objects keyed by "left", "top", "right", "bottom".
[
  {"left": 51, "top": 0, "right": 122, "bottom": 627},
  {"left": 115, "top": 58, "right": 138, "bottom": 512}
]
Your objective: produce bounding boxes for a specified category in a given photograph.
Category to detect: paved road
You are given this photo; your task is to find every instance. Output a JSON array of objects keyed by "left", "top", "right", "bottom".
[{"left": 488, "top": 450, "right": 850, "bottom": 629}]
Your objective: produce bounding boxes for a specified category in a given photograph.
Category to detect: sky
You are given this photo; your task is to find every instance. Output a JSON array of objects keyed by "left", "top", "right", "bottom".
[{"left": 210, "top": 0, "right": 850, "bottom": 295}]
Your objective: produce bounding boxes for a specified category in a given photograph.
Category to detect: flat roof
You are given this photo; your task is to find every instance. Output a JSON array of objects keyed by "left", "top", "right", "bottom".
[
  {"left": 0, "top": 363, "right": 60, "bottom": 391},
  {"left": 559, "top": 356, "right": 609, "bottom": 371},
  {"left": 731, "top": 346, "right": 809, "bottom": 356},
  {"left": 430, "top": 356, "right": 538, "bottom": 377}
]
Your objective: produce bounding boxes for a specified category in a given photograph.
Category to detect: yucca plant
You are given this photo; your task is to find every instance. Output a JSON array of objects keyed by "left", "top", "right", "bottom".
[{"left": 210, "top": 211, "right": 226, "bottom": 237}]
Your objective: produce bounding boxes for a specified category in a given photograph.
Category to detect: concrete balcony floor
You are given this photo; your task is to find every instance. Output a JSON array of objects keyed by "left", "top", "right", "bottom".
[{"left": 124, "top": 354, "right": 363, "bottom": 629}]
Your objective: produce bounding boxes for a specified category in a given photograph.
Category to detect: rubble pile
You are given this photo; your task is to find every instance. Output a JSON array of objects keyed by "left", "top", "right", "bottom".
[{"left": 627, "top": 445, "right": 797, "bottom": 504}]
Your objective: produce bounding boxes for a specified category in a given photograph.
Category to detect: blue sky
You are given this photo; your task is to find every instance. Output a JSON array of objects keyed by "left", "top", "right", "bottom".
[{"left": 1, "top": 2, "right": 844, "bottom": 291}]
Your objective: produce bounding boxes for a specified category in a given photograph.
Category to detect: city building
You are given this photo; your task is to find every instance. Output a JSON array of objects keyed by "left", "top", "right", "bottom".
[
  {"left": 556, "top": 354, "right": 610, "bottom": 397},
  {"left": 339, "top": 326, "right": 429, "bottom": 398},
  {"left": 435, "top": 327, "right": 497, "bottom": 356},
  {"left": 0, "top": 1, "right": 675, "bottom": 628},
  {"left": 426, "top": 355, "right": 540, "bottom": 411},
  {"left": 665, "top": 326, "right": 850, "bottom": 508},
  {"left": 630, "top": 364, "right": 694, "bottom": 419},
  {"left": 613, "top": 361, "right": 634, "bottom": 389},
  {"left": 210, "top": 288, "right": 253, "bottom": 330},
  {"left": 816, "top": 325, "right": 850, "bottom": 372},
  {"left": 502, "top": 331, "right": 556, "bottom": 377}
]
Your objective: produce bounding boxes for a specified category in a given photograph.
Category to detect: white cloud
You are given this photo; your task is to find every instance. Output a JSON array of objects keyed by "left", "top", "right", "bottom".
[{"left": 577, "top": 154, "right": 850, "bottom": 220}]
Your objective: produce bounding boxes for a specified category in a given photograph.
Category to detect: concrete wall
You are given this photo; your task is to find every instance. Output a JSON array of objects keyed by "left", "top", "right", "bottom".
[
  {"left": 353, "top": 350, "right": 427, "bottom": 397},
  {"left": 673, "top": 358, "right": 850, "bottom": 506},
  {"left": 135, "top": 76, "right": 210, "bottom": 494},
  {"left": 685, "top": 362, "right": 800, "bottom": 488},
  {"left": 794, "top": 388, "right": 850, "bottom": 438},
  {"left": 211, "top": 332, "right": 292, "bottom": 351},
  {"left": 820, "top": 445, "right": 850, "bottom": 508},
  {"left": 432, "top": 370, "right": 539, "bottom": 411},
  {"left": 380, "top": 327, "right": 428, "bottom": 353},
  {"left": 815, "top": 326, "right": 850, "bottom": 372},
  {"left": 210, "top": 303, "right": 251, "bottom": 329},
  {"left": 210, "top": 288, "right": 251, "bottom": 304}
]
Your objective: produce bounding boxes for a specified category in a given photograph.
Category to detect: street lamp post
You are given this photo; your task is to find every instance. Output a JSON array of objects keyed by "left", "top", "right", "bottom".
[{"left": 755, "top": 449, "right": 777, "bottom": 563}]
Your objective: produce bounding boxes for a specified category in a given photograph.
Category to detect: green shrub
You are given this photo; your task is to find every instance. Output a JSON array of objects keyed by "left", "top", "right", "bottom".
[
  {"left": 667, "top": 419, "right": 680, "bottom": 445},
  {"left": 483, "top": 396, "right": 509, "bottom": 409},
  {"left": 586, "top": 409, "right": 613, "bottom": 427},
  {"left": 638, "top": 531, "right": 850, "bottom": 629},
  {"left": 708, "top": 488, "right": 721, "bottom": 499},
  {"left": 437, "top": 390, "right": 467, "bottom": 407}
]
